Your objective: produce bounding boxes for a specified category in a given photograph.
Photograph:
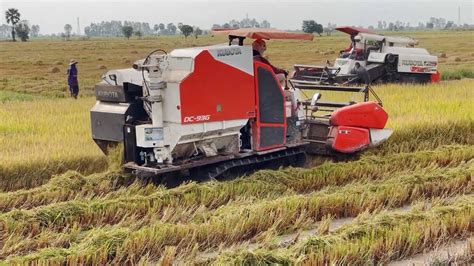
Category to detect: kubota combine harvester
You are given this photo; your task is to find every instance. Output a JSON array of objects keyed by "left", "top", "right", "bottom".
[
  {"left": 293, "top": 26, "right": 440, "bottom": 85},
  {"left": 90, "top": 28, "right": 392, "bottom": 182}
]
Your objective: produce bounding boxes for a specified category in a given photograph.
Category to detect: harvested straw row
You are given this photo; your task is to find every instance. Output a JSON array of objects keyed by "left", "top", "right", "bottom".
[
  {"left": 213, "top": 195, "right": 473, "bottom": 265},
  {"left": 2, "top": 162, "right": 471, "bottom": 263},
  {"left": 1, "top": 144, "right": 471, "bottom": 215}
]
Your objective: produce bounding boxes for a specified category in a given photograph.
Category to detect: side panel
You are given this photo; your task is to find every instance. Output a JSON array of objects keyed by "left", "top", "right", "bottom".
[
  {"left": 124, "top": 124, "right": 140, "bottom": 164},
  {"left": 179, "top": 50, "right": 256, "bottom": 124},
  {"left": 252, "top": 62, "right": 287, "bottom": 151},
  {"left": 367, "top": 52, "right": 387, "bottom": 63},
  {"left": 91, "top": 101, "right": 147, "bottom": 142},
  {"left": 208, "top": 46, "right": 254, "bottom": 75},
  {"left": 91, "top": 102, "right": 131, "bottom": 141},
  {"left": 260, "top": 127, "right": 285, "bottom": 147},
  {"left": 398, "top": 54, "right": 438, "bottom": 74},
  {"left": 162, "top": 55, "right": 195, "bottom": 124},
  {"left": 257, "top": 67, "right": 285, "bottom": 124},
  {"left": 334, "top": 58, "right": 366, "bottom": 75}
]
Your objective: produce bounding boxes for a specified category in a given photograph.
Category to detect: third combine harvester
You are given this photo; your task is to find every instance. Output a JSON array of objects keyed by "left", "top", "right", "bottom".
[{"left": 91, "top": 28, "right": 393, "bottom": 183}]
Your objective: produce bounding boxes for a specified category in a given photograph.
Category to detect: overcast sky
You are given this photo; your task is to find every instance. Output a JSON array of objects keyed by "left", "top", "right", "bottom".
[{"left": 1, "top": 0, "right": 473, "bottom": 34}]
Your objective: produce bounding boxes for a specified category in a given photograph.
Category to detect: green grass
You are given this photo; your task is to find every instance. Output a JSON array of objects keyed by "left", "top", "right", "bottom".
[
  {"left": 0, "top": 91, "right": 38, "bottom": 103},
  {"left": 441, "top": 68, "right": 474, "bottom": 80}
]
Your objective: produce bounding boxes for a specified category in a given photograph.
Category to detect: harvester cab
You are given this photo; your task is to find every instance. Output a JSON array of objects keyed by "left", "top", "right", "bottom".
[
  {"left": 293, "top": 26, "right": 440, "bottom": 85},
  {"left": 90, "top": 28, "right": 392, "bottom": 182}
]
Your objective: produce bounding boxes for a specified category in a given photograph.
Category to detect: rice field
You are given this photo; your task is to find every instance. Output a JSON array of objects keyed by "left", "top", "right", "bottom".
[
  {"left": 0, "top": 30, "right": 473, "bottom": 97},
  {"left": 0, "top": 31, "right": 473, "bottom": 264}
]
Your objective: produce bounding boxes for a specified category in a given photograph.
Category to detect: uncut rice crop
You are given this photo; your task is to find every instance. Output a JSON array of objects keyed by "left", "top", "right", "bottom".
[{"left": 0, "top": 97, "right": 107, "bottom": 191}]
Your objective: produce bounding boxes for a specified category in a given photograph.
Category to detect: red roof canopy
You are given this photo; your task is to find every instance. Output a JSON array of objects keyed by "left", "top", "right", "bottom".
[
  {"left": 211, "top": 28, "right": 314, "bottom": 41},
  {"left": 336, "top": 26, "right": 376, "bottom": 35}
]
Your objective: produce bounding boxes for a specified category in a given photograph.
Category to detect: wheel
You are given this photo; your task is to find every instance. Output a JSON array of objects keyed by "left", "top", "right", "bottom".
[
  {"left": 159, "top": 173, "right": 183, "bottom": 188},
  {"left": 288, "top": 153, "right": 307, "bottom": 168},
  {"left": 295, "top": 153, "right": 307, "bottom": 167},
  {"left": 385, "top": 63, "right": 396, "bottom": 74},
  {"left": 400, "top": 74, "right": 431, "bottom": 84},
  {"left": 386, "top": 54, "right": 397, "bottom": 64}
]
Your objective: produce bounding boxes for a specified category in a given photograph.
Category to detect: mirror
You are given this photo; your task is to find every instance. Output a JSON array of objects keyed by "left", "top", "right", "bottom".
[
  {"left": 310, "top": 93, "right": 321, "bottom": 106},
  {"left": 108, "top": 74, "right": 118, "bottom": 85}
]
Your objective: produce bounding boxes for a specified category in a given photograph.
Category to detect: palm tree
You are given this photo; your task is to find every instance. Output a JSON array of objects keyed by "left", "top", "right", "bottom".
[{"left": 5, "top": 8, "right": 21, "bottom": 41}]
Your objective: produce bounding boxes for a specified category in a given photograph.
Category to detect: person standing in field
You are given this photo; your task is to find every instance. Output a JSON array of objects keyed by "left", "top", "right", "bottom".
[{"left": 67, "top": 59, "right": 79, "bottom": 99}]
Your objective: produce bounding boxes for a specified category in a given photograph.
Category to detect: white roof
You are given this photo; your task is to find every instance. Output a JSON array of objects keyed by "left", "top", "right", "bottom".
[
  {"left": 358, "top": 33, "right": 386, "bottom": 42},
  {"left": 358, "top": 33, "right": 418, "bottom": 46},
  {"left": 384, "top": 47, "right": 430, "bottom": 55},
  {"left": 170, "top": 47, "right": 207, "bottom": 58},
  {"left": 385, "top": 36, "right": 417, "bottom": 45}
]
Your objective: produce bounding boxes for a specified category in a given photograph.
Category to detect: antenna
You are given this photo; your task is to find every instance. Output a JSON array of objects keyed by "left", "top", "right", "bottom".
[
  {"left": 77, "top": 17, "right": 80, "bottom": 35},
  {"left": 458, "top": 6, "right": 461, "bottom": 25}
]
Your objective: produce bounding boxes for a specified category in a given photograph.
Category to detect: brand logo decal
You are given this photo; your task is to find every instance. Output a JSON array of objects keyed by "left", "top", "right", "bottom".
[
  {"left": 216, "top": 47, "right": 242, "bottom": 57},
  {"left": 401, "top": 59, "right": 424, "bottom": 66},
  {"left": 184, "top": 115, "right": 211, "bottom": 123},
  {"left": 97, "top": 90, "right": 119, "bottom": 98}
]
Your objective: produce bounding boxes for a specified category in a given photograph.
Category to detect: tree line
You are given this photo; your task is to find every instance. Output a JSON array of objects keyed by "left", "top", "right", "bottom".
[
  {"left": 84, "top": 21, "right": 155, "bottom": 37},
  {"left": 301, "top": 18, "right": 471, "bottom": 36},
  {"left": 211, "top": 17, "right": 271, "bottom": 29},
  {"left": 3, "top": 8, "right": 39, "bottom": 41},
  {"left": 3, "top": 7, "right": 473, "bottom": 42},
  {"left": 84, "top": 21, "right": 205, "bottom": 39},
  {"left": 375, "top": 17, "right": 469, "bottom": 31}
]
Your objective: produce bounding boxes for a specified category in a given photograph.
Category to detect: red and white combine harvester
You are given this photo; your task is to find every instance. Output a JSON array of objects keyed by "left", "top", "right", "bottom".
[
  {"left": 294, "top": 26, "right": 440, "bottom": 85},
  {"left": 90, "top": 28, "right": 392, "bottom": 182}
]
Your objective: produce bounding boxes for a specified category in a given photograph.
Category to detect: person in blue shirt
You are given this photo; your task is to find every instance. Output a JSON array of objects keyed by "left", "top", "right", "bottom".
[{"left": 67, "top": 59, "right": 79, "bottom": 99}]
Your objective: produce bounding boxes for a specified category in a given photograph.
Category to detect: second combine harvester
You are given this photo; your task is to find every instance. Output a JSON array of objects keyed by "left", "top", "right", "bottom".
[
  {"left": 91, "top": 28, "right": 393, "bottom": 183},
  {"left": 294, "top": 26, "right": 440, "bottom": 84}
]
